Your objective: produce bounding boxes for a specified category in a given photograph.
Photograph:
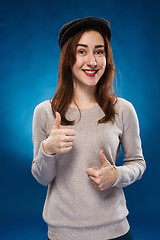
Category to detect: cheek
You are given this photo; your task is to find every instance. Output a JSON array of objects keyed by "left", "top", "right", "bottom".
[
  {"left": 72, "top": 60, "right": 82, "bottom": 77},
  {"left": 73, "top": 56, "right": 84, "bottom": 69},
  {"left": 99, "top": 58, "right": 106, "bottom": 71}
]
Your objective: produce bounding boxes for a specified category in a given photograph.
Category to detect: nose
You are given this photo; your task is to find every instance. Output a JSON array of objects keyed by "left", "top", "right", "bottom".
[{"left": 86, "top": 53, "right": 97, "bottom": 68}]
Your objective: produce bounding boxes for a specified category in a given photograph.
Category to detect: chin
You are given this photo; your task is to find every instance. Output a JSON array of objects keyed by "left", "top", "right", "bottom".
[{"left": 86, "top": 80, "right": 99, "bottom": 87}]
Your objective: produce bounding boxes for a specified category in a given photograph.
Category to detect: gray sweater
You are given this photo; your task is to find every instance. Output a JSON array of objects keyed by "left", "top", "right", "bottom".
[{"left": 32, "top": 98, "right": 146, "bottom": 240}]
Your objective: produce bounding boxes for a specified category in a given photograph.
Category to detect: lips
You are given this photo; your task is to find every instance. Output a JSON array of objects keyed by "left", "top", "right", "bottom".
[{"left": 82, "top": 69, "right": 98, "bottom": 77}]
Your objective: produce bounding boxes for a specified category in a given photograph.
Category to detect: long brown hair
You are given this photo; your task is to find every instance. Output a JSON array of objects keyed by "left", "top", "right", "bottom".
[{"left": 51, "top": 27, "right": 117, "bottom": 125}]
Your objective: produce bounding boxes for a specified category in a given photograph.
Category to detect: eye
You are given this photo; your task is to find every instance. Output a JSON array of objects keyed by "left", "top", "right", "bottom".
[
  {"left": 77, "top": 49, "right": 86, "bottom": 55},
  {"left": 96, "top": 49, "right": 105, "bottom": 55}
]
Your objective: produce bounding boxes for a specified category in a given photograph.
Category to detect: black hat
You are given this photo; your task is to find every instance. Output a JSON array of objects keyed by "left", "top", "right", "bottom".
[{"left": 58, "top": 16, "right": 112, "bottom": 49}]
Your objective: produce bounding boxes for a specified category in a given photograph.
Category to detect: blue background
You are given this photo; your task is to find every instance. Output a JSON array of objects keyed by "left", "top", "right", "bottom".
[{"left": 1, "top": 0, "right": 160, "bottom": 239}]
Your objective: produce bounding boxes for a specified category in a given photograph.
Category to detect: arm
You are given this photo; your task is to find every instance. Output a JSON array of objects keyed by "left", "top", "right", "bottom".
[
  {"left": 31, "top": 103, "right": 76, "bottom": 186},
  {"left": 31, "top": 104, "right": 57, "bottom": 186},
  {"left": 86, "top": 100, "right": 146, "bottom": 191},
  {"left": 113, "top": 101, "right": 146, "bottom": 188}
]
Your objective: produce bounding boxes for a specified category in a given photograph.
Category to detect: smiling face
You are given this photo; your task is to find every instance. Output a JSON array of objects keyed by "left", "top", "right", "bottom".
[{"left": 72, "top": 30, "right": 107, "bottom": 89}]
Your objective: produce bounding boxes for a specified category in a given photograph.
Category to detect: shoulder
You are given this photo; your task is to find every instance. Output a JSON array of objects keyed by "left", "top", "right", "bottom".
[
  {"left": 34, "top": 100, "right": 52, "bottom": 113},
  {"left": 33, "top": 100, "right": 55, "bottom": 133},
  {"left": 115, "top": 97, "right": 139, "bottom": 125},
  {"left": 34, "top": 100, "right": 51, "bottom": 110},
  {"left": 33, "top": 100, "right": 53, "bottom": 119},
  {"left": 115, "top": 97, "right": 136, "bottom": 114}
]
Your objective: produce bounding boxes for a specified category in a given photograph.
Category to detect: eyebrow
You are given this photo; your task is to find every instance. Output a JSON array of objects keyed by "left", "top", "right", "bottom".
[{"left": 76, "top": 44, "right": 105, "bottom": 48}]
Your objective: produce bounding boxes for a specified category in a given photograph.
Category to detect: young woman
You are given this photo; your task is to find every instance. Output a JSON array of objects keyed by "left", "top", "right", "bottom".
[{"left": 32, "top": 17, "right": 146, "bottom": 240}]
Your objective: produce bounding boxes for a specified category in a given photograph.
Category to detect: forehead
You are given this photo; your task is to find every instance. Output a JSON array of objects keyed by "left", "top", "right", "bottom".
[{"left": 77, "top": 30, "right": 105, "bottom": 46}]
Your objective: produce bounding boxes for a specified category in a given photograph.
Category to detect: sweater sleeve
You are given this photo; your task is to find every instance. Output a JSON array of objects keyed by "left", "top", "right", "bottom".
[
  {"left": 31, "top": 103, "right": 57, "bottom": 186},
  {"left": 113, "top": 100, "right": 146, "bottom": 188}
]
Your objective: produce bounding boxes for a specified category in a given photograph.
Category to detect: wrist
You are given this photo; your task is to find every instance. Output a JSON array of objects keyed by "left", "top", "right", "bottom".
[
  {"left": 112, "top": 166, "right": 118, "bottom": 186},
  {"left": 42, "top": 140, "right": 56, "bottom": 155}
]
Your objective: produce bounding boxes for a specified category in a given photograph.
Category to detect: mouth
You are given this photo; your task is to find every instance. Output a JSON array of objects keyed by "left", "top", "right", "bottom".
[{"left": 82, "top": 69, "right": 98, "bottom": 77}]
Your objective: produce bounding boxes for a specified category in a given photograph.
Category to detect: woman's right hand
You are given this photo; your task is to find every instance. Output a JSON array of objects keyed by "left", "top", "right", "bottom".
[{"left": 43, "top": 112, "right": 76, "bottom": 155}]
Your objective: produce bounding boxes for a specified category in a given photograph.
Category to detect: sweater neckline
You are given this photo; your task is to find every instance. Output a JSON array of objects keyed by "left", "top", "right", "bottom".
[{"left": 68, "top": 104, "right": 100, "bottom": 112}]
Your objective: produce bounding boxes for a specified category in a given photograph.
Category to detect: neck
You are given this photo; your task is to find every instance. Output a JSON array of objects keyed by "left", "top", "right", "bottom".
[{"left": 70, "top": 83, "right": 97, "bottom": 109}]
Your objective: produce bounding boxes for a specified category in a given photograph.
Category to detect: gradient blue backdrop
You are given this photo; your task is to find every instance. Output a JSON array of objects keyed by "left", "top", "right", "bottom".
[{"left": 1, "top": 0, "right": 160, "bottom": 239}]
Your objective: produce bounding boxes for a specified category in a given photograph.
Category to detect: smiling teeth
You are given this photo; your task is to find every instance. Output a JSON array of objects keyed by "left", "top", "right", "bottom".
[{"left": 84, "top": 70, "right": 97, "bottom": 74}]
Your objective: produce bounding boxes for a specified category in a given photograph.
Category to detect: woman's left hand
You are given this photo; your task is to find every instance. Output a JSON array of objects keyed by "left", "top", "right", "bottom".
[{"left": 86, "top": 149, "right": 118, "bottom": 191}]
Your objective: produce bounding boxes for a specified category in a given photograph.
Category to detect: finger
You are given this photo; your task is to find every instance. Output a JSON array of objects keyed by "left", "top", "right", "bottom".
[
  {"left": 63, "top": 129, "right": 76, "bottom": 136},
  {"left": 99, "top": 149, "right": 111, "bottom": 167},
  {"left": 53, "top": 112, "right": 61, "bottom": 129},
  {"left": 63, "top": 141, "right": 73, "bottom": 148},
  {"left": 87, "top": 174, "right": 97, "bottom": 185},
  {"left": 88, "top": 175, "right": 96, "bottom": 182},
  {"left": 89, "top": 177, "right": 98, "bottom": 186},
  {"left": 61, "top": 146, "right": 72, "bottom": 153},
  {"left": 86, "top": 168, "right": 99, "bottom": 177},
  {"left": 88, "top": 176, "right": 101, "bottom": 189},
  {"left": 65, "top": 135, "right": 75, "bottom": 142},
  {"left": 90, "top": 180, "right": 100, "bottom": 190}
]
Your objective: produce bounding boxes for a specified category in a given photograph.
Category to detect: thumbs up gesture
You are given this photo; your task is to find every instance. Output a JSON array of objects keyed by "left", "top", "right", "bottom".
[
  {"left": 43, "top": 112, "right": 76, "bottom": 155},
  {"left": 86, "top": 150, "right": 118, "bottom": 191}
]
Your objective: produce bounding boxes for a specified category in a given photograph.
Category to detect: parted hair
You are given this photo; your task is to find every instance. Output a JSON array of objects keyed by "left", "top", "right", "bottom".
[{"left": 51, "top": 27, "right": 117, "bottom": 125}]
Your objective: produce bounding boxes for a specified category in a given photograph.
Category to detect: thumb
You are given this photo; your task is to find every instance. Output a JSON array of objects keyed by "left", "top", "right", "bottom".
[
  {"left": 53, "top": 112, "right": 61, "bottom": 129},
  {"left": 99, "top": 149, "right": 111, "bottom": 168}
]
